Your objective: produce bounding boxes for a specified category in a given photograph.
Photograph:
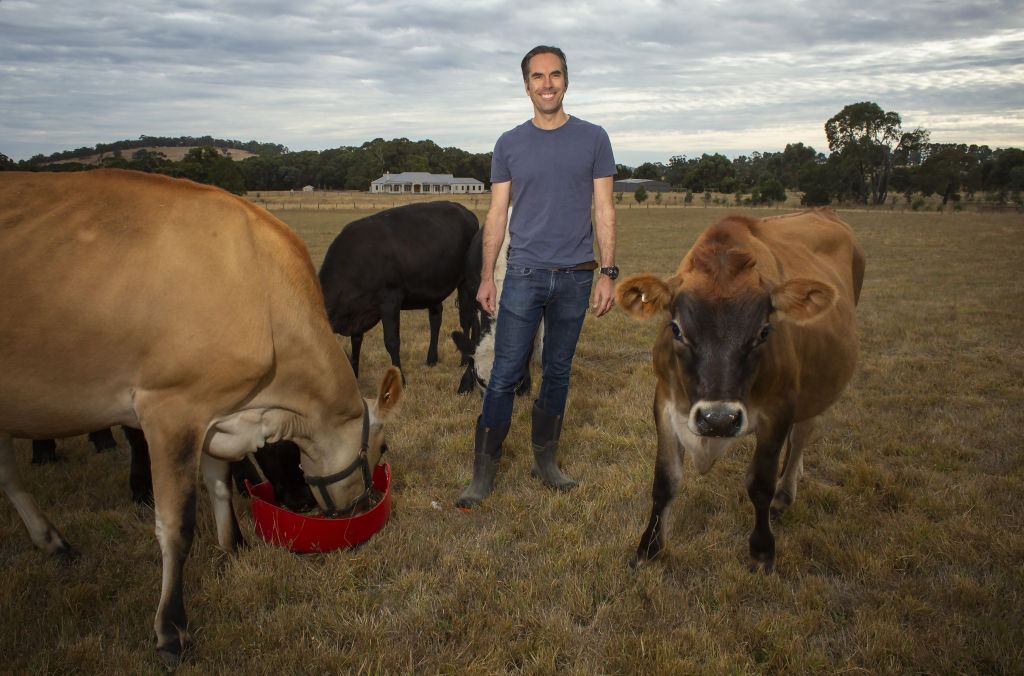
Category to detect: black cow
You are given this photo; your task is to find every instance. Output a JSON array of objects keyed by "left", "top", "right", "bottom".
[
  {"left": 319, "top": 201, "right": 479, "bottom": 382},
  {"left": 32, "top": 428, "right": 119, "bottom": 464},
  {"left": 30, "top": 427, "right": 152, "bottom": 503}
]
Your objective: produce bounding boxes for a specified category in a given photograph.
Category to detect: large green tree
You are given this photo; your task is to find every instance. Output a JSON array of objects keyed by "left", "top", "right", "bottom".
[
  {"left": 984, "top": 148, "right": 1024, "bottom": 196},
  {"left": 775, "top": 143, "right": 819, "bottom": 188},
  {"left": 632, "top": 162, "right": 665, "bottom": 181},
  {"left": 166, "top": 147, "right": 245, "bottom": 194},
  {"left": 663, "top": 155, "right": 694, "bottom": 188},
  {"left": 685, "top": 153, "right": 734, "bottom": 193},
  {"left": 918, "top": 146, "right": 982, "bottom": 204},
  {"left": 825, "top": 101, "right": 914, "bottom": 204}
]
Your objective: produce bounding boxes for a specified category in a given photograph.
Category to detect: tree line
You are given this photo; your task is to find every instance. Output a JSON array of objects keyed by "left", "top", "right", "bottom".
[
  {"left": 619, "top": 102, "right": 1023, "bottom": 207},
  {"left": 2, "top": 102, "right": 1022, "bottom": 206},
  {"left": 0, "top": 137, "right": 492, "bottom": 197}
]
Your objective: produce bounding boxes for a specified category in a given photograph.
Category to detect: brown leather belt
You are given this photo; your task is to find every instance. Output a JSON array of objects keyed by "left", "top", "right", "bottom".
[{"left": 551, "top": 261, "right": 598, "bottom": 272}]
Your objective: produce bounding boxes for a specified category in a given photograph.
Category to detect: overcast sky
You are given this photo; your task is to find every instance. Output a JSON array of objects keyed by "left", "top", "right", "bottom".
[{"left": 2, "top": 0, "right": 1022, "bottom": 167}]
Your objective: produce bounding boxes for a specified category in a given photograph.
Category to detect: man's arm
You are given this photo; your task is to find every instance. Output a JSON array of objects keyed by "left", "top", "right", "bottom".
[
  {"left": 591, "top": 175, "right": 616, "bottom": 317},
  {"left": 477, "top": 180, "right": 511, "bottom": 316}
]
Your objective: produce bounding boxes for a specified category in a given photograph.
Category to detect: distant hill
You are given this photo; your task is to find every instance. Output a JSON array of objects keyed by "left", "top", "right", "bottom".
[
  {"left": 52, "top": 146, "right": 259, "bottom": 166},
  {"left": 35, "top": 135, "right": 287, "bottom": 166}
]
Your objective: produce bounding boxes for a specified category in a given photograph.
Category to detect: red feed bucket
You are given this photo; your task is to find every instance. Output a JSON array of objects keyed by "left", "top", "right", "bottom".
[{"left": 245, "top": 462, "right": 391, "bottom": 553}]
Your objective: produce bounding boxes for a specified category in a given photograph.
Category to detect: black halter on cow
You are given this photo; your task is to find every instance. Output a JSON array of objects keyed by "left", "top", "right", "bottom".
[
  {"left": 318, "top": 201, "right": 479, "bottom": 383},
  {"left": 616, "top": 207, "right": 864, "bottom": 573}
]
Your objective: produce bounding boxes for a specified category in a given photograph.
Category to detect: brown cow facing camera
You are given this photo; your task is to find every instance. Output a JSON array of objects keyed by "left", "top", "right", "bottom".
[{"left": 617, "top": 207, "right": 864, "bottom": 573}]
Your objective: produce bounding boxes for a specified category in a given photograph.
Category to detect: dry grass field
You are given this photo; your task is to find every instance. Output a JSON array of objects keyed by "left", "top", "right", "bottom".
[{"left": 1, "top": 199, "right": 1022, "bottom": 674}]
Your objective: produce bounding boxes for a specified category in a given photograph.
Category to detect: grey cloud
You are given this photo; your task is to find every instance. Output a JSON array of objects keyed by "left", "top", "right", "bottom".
[{"left": 1, "top": 0, "right": 1021, "bottom": 162}]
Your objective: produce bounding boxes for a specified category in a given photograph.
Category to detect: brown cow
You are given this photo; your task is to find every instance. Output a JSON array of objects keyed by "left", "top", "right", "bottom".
[
  {"left": 0, "top": 169, "right": 402, "bottom": 665},
  {"left": 616, "top": 207, "right": 864, "bottom": 572}
]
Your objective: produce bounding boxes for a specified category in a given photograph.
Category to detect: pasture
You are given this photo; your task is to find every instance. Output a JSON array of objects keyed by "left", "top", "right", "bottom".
[{"left": 1, "top": 202, "right": 1022, "bottom": 673}]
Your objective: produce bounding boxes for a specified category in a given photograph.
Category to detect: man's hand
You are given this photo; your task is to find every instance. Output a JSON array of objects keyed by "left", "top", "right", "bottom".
[
  {"left": 477, "top": 278, "right": 498, "bottom": 316},
  {"left": 592, "top": 275, "right": 616, "bottom": 316}
]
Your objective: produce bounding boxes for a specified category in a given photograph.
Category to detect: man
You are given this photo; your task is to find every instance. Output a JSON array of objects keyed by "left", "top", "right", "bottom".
[{"left": 457, "top": 45, "right": 617, "bottom": 510}]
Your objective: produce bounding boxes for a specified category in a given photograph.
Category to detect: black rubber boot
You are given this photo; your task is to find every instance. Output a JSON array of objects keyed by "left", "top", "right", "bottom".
[
  {"left": 530, "top": 403, "right": 577, "bottom": 490},
  {"left": 456, "top": 417, "right": 510, "bottom": 510}
]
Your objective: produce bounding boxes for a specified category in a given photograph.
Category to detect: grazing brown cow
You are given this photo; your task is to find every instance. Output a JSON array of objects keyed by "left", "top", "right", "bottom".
[
  {"left": 0, "top": 169, "right": 403, "bottom": 666},
  {"left": 616, "top": 207, "right": 864, "bottom": 572}
]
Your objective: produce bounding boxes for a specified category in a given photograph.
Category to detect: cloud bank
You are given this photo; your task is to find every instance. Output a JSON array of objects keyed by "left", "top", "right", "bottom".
[{"left": 1, "top": 0, "right": 1021, "bottom": 165}]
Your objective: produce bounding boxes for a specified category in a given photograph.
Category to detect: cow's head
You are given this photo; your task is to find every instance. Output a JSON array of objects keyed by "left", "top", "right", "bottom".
[
  {"left": 205, "top": 366, "right": 403, "bottom": 516},
  {"left": 616, "top": 262, "right": 836, "bottom": 439},
  {"left": 300, "top": 366, "right": 403, "bottom": 515}
]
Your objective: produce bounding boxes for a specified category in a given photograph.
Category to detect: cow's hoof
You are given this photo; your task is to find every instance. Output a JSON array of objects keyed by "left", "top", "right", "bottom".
[
  {"left": 55, "top": 545, "right": 80, "bottom": 566},
  {"left": 748, "top": 543, "right": 776, "bottom": 574},
  {"left": 155, "top": 634, "right": 191, "bottom": 671},
  {"left": 748, "top": 530, "right": 775, "bottom": 573},
  {"left": 770, "top": 490, "right": 793, "bottom": 520},
  {"left": 631, "top": 539, "right": 662, "bottom": 569},
  {"left": 132, "top": 491, "right": 154, "bottom": 507},
  {"left": 157, "top": 646, "right": 182, "bottom": 672},
  {"left": 748, "top": 555, "right": 775, "bottom": 574}
]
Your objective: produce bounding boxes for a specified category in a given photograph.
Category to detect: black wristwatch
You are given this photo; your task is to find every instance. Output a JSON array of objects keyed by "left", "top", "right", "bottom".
[{"left": 600, "top": 266, "right": 619, "bottom": 280}]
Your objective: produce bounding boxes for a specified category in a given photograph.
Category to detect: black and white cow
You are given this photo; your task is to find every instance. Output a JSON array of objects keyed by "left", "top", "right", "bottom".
[
  {"left": 319, "top": 201, "right": 479, "bottom": 382},
  {"left": 452, "top": 209, "right": 541, "bottom": 396}
]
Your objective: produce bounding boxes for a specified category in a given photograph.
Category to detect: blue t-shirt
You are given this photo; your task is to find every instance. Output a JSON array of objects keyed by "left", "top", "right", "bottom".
[{"left": 490, "top": 116, "right": 616, "bottom": 269}]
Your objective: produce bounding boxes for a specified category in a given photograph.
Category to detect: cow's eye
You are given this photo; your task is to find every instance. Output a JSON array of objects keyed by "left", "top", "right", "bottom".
[
  {"left": 670, "top": 321, "right": 689, "bottom": 345},
  {"left": 756, "top": 323, "right": 773, "bottom": 345}
]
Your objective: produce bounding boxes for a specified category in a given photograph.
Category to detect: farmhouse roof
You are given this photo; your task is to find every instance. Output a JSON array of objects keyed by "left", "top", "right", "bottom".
[
  {"left": 371, "top": 172, "right": 483, "bottom": 186},
  {"left": 613, "top": 178, "right": 670, "bottom": 192}
]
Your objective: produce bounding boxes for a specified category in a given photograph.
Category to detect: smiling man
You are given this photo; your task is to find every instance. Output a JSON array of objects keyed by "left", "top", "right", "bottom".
[{"left": 457, "top": 45, "right": 618, "bottom": 510}]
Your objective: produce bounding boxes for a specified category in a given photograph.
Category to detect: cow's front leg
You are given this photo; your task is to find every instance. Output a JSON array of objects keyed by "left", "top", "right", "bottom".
[
  {"left": 772, "top": 418, "right": 814, "bottom": 519},
  {"left": 146, "top": 424, "right": 201, "bottom": 667},
  {"left": 746, "top": 423, "right": 790, "bottom": 573},
  {"left": 425, "top": 302, "right": 442, "bottom": 367},
  {"left": 380, "top": 294, "right": 404, "bottom": 382},
  {"left": 632, "top": 410, "right": 684, "bottom": 568},
  {"left": 200, "top": 453, "right": 244, "bottom": 551}
]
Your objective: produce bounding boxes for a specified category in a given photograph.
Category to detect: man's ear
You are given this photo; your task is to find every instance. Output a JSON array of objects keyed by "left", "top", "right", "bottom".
[{"left": 615, "top": 274, "right": 675, "bottom": 320}]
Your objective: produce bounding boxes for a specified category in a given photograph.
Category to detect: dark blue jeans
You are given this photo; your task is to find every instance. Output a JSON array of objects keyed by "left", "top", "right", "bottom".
[{"left": 480, "top": 266, "right": 593, "bottom": 429}]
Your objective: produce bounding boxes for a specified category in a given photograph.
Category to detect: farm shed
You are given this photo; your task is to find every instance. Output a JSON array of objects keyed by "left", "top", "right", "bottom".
[
  {"left": 613, "top": 178, "right": 670, "bottom": 193},
  {"left": 371, "top": 172, "right": 485, "bottom": 195}
]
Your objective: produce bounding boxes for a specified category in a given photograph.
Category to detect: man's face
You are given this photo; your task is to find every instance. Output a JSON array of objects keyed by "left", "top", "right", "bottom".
[{"left": 524, "top": 52, "right": 567, "bottom": 116}]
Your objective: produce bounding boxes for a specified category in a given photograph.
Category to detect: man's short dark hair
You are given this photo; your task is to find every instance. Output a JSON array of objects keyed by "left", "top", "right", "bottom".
[{"left": 521, "top": 45, "right": 568, "bottom": 85}]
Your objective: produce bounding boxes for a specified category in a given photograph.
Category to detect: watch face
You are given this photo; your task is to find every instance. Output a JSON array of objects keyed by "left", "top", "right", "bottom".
[{"left": 602, "top": 266, "right": 619, "bottom": 280}]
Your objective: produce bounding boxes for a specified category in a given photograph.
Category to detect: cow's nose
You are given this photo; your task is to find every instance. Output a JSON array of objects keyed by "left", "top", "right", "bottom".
[{"left": 692, "top": 402, "right": 745, "bottom": 437}]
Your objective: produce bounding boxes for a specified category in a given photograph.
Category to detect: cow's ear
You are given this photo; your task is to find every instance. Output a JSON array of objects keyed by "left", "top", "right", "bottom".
[
  {"left": 615, "top": 274, "right": 674, "bottom": 319},
  {"left": 771, "top": 278, "right": 837, "bottom": 324},
  {"left": 375, "top": 366, "right": 403, "bottom": 416}
]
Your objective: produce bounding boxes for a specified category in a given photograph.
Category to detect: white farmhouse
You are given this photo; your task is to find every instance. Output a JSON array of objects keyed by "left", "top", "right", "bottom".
[{"left": 371, "top": 172, "right": 485, "bottom": 194}]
